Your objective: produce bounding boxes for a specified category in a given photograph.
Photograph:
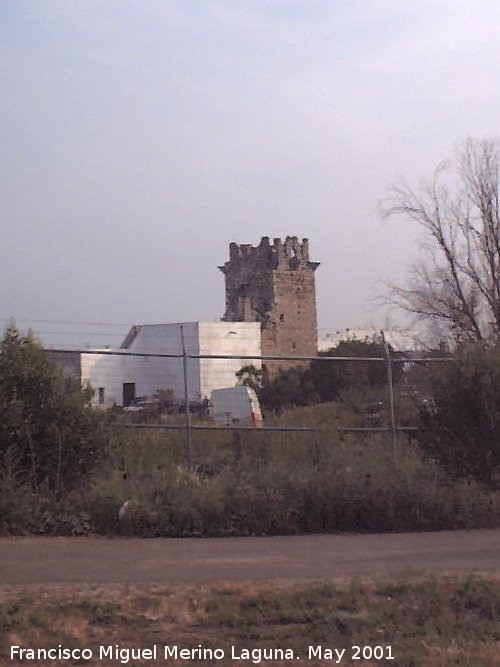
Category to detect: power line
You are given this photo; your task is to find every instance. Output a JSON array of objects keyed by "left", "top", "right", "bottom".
[{"left": 0, "top": 318, "right": 131, "bottom": 327}]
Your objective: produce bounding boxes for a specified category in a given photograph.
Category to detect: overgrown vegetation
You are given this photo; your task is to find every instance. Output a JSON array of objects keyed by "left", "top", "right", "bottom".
[
  {"left": 88, "top": 427, "right": 500, "bottom": 537},
  {"left": 0, "top": 325, "right": 111, "bottom": 494},
  {"left": 2, "top": 326, "right": 500, "bottom": 537},
  {"left": 310, "top": 338, "right": 403, "bottom": 402},
  {"left": 0, "top": 325, "right": 113, "bottom": 533},
  {"left": 2, "top": 576, "right": 500, "bottom": 666},
  {"left": 416, "top": 341, "right": 500, "bottom": 486},
  {"left": 2, "top": 419, "right": 500, "bottom": 537},
  {"left": 237, "top": 338, "right": 402, "bottom": 412}
]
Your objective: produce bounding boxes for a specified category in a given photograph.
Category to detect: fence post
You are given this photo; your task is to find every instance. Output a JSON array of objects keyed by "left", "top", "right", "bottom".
[
  {"left": 180, "top": 324, "right": 193, "bottom": 471},
  {"left": 381, "top": 331, "right": 398, "bottom": 468}
]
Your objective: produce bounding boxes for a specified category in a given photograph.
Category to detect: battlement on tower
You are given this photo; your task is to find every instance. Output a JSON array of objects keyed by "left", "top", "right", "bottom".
[{"left": 219, "top": 236, "right": 318, "bottom": 274}]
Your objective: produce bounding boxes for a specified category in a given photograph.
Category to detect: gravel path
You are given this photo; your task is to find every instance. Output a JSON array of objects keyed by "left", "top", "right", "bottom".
[{"left": 1, "top": 529, "right": 499, "bottom": 585}]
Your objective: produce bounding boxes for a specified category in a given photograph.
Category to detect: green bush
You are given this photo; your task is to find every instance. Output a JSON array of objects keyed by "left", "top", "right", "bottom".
[
  {"left": 310, "top": 339, "right": 403, "bottom": 403},
  {"left": 0, "top": 325, "right": 110, "bottom": 494},
  {"left": 241, "top": 338, "right": 403, "bottom": 412},
  {"left": 259, "top": 367, "right": 319, "bottom": 412},
  {"left": 0, "top": 447, "right": 92, "bottom": 536},
  {"left": 416, "top": 342, "right": 500, "bottom": 486}
]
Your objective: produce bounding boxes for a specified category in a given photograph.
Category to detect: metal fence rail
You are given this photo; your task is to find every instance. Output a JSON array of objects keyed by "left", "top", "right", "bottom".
[{"left": 119, "top": 423, "right": 420, "bottom": 433}]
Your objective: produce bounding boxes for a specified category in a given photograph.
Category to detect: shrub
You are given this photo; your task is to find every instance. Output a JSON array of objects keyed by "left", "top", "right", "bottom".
[
  {"left": 81, "top": 429, "right": 500, "bottom": 537},
  {"left": 259, "top": 367, "right": 319, "bottom": 412},
  {"left": 309, "top": 338, "right": 403, "bottom": 403},
  {"left": 241, "top": 338, "right": 403, "bottom": 413},
  {"left": 416, "top": 342, "right": 500, "bottom": 486},
  {"left": 0, "top": 324, "right": 110, "bottom": 494}
]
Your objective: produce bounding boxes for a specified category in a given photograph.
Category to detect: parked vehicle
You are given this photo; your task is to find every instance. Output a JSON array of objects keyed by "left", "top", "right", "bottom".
[
  {"left": 123, "top": 398, "right": 153, "bottom": 412},
  {"left": 209, "top": 386, "right": 263, "bottom": 426}
]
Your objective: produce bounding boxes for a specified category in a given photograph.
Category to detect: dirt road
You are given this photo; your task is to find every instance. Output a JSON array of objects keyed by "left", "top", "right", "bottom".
[{"left": 1, "top": 529, "right": 499, "bottom": 585}]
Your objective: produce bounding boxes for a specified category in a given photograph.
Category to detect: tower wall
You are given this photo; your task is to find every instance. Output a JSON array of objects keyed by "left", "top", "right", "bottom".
[{"left": 219, "top": 236, "right": 319, "bottom": 373}]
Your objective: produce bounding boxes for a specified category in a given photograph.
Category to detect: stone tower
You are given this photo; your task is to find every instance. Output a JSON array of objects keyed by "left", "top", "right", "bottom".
[{"left": 219, "top": 236, "right": 320, "bottom": 372}]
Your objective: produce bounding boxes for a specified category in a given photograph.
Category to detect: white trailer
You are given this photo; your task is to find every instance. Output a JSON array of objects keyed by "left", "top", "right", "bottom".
[{"left": 209, "top": 386, "right": 263, "bottom": 426}]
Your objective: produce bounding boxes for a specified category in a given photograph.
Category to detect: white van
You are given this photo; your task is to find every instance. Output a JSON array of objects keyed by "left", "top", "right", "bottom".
[{"left": 209, "top": 386, "right": 263, "bottom": 426}]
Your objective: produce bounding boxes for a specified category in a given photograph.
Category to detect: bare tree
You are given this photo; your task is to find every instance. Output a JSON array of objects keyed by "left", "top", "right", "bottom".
[{"left": 382, "top": 138, "right": 500, "bottom": 342}]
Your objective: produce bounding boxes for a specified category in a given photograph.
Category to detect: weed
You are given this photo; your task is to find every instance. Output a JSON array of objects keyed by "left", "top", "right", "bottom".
[
  {"left": 2, "top": 578, "right": 500, "bottom": 666},
  {"left": 2, "top": 403, "right": 500, "bottom": 537}
]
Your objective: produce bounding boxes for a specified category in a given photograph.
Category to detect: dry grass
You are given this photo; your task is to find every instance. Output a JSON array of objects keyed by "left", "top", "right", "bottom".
[{"left": 1, "top": 576, "right": 500, "bottom": 666}]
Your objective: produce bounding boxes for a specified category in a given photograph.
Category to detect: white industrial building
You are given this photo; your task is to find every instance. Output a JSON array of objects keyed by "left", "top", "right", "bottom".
[
  {"left": 80, "top": 322, "right": 262, "bottom": 408},
  {"left": 52, "top": 323, "right": 422, "bottom": 410}
]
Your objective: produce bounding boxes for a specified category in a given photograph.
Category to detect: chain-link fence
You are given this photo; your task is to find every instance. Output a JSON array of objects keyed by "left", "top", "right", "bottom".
[{"left": 46, "top": 332, "right": 450, "bottom": 470}]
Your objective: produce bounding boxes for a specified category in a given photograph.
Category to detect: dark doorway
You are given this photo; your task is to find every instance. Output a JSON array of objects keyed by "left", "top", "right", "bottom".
[{"left": 123, "top": 383, "right": 136, "bottom": 407}]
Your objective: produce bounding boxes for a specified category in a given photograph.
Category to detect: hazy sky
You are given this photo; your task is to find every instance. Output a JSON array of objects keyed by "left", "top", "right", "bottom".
[{"left": 1, "top": 1, "right": 500, "bottom": 348}]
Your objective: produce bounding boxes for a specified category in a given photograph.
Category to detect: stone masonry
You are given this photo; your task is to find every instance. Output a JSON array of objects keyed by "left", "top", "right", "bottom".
[{"left": 219, "top": 236, "right": 320, "bottom": 373}]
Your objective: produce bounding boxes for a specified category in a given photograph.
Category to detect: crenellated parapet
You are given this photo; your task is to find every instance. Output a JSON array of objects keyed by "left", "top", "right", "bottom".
[{"left": 219, "top": 236, "right": 318, "bottom": 274}]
